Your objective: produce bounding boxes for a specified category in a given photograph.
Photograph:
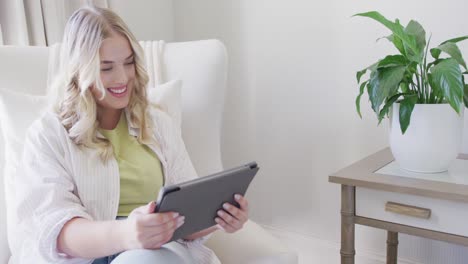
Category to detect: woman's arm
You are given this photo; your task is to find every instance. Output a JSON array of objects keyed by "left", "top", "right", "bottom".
[
  {"left": 58, "top": 201, "right": 183, "bottom": 259},
  {"left": 57, "top": 217, "right": 127, "bottom": 259}
]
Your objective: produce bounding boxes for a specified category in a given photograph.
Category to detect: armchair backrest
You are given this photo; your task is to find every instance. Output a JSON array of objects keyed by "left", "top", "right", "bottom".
[
  {"left": 162, "top": 40, "right": 227, "bottom": 175},
  {"left": 0, "top": 39, "right": 227, "bottom": 262}
]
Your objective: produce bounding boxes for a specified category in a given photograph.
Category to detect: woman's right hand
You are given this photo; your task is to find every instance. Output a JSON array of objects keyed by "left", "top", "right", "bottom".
[{"left": 121, "top": 201, "right": 184, "bottom": 250}]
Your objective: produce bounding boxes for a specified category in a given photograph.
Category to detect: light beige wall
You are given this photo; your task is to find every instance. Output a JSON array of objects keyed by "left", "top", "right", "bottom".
[{"left": 174, "top": 0, "right": 468, "bottom": 263}]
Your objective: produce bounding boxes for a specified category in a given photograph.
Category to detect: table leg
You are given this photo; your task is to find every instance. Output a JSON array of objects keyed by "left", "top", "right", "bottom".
[
  {"left": 386, "top": 231, "right": 398, "bottom": 264},
  {"left": 341, "top": 185, "right": 355, "bottom": 264}
]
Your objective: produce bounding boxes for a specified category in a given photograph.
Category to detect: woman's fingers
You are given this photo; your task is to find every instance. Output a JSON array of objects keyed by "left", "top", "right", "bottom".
[
  {"left": 136, "top": 215, "right": 184, "bottom": 245},
  {"left": 221, "top": 203, "right": 247, "bottom": 223},
  {"left": 147, "top": 227, "right": 178, "bottom": 249},
  {"left": 146, "top": 215, "right": 185, "bottom": 233},
  {"left": 146, "top": 201, "right": 157, "bottom": 214},
  {"left": 126, "top": 205, "right": 184, "bottom": 250},
  {"left": 150, "top": 217, "right": 185, "bottom": 248},
  {"left": 133, "top": 213, "right": 184, "bottom": 243},
  {"left": 215, "top": 217, "right": 237, "bottom": 233},
  {"left": 214, "top": 195, "right": 250, "bottom": 234},
  {"left": 235, "top": 194, "right": 249, "bottom": 212},
  {"left": 139, "top": 212, "right": 180, "bottom": 227},
  {"left": 216, "top": 210, "right": 243, "bottom": 230}
]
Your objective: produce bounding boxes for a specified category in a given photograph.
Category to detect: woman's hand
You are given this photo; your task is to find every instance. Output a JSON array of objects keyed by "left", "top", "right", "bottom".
[
  {"left": 121, "top": 201, "right": 185, "bottom": 250},
  {"left": 215, "top": 194, "right": 249, "bottom": 233}
]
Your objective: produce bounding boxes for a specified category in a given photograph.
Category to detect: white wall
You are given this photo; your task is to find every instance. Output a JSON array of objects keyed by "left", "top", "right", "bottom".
[
  {"left": 109, "top": 0, "right": 174, "bottom": 41},
  {"left": 0, "top": 24, "right": 3, "bottom": 45},
  {"left": 174, "top": 0, "right": 468, "bottom": 263},
  {"left": 0, "top": 0, "right": 174, "bottom": 46}
]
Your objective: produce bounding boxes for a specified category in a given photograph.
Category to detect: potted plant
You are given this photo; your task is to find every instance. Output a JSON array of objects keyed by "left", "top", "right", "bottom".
[{"left": 354, "top": 11, "right": 468, "bottom": 173}]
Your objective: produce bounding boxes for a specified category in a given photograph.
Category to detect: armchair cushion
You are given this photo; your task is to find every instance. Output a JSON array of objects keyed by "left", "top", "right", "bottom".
[
  {"left": 148, "top": 79, "right": 183, "bottom": 127},
  {"left": 0, "top": 89, "right": 49, "bottom": 262}
]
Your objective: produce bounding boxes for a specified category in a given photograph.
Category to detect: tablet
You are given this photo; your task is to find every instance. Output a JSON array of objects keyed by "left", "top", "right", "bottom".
[{"left": 153, "top": 162, "right": 259, "bottom": 241}]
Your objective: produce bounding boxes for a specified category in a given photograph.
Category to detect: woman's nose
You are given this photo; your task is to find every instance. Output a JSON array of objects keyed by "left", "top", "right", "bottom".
[{"left": 114, "top": 65, "right": 128, "bottom": 84}]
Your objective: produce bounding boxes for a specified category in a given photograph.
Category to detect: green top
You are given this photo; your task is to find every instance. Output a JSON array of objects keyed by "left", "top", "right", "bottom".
[{"left": 99, "top": 113, "right": 163, "bottom": 216}]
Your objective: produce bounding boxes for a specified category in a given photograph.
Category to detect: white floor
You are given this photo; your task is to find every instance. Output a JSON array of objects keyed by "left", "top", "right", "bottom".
[{"left": 263, "top": 225, "right": 420, "bottom": 264}]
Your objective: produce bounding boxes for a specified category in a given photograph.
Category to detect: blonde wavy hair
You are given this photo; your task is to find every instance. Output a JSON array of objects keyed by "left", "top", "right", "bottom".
[{"left": 53, "top": 6, "right": 154, "bottom": 162}]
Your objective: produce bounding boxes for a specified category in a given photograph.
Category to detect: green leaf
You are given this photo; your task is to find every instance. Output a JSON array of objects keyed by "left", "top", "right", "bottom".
[
  {"left": 430, "top": 47, "right": 442, "bottom": 59},
  {"left": 430, "top": 58, "right": 464, "bottom": 113},
  {"left": 378, "top": 93, "right": 407, "bottom": 124},
  {"left": 427, "top": 58, "right": 444, "bottom": 70},
  {"left": 354, "top": 11, "right": 421, "bottom": 62},
  {"left": 440, "top": 35, "right": 468, "bottom": 45},
  {"left": 385, "top": 35, "right": 407, "bottom": 56},
  {"left": 400, "top": 82, "right": 410, "bottom": 93},
  {"left": 427, "top": 73, "right": 438, "bottom": 103},
  {"left": 368, "top": 65, "right": 406, "bottom": 113},
  {"left": 399, "top": 95, "right": 418, "bottom": 134},
  {"left": 354, "top": 11, "right": 395, "bottom": 32},
  {"left": 377, "top": 55, "right": 409, "bottom": 68},
  {"left": 405, "top": 20, "right": 426, "bottom": 57},
  {"left": 406, "top": 61, "right": 418, "bottom": 75},
  {"left": 356, "top": 81, "right": 369, "bottom": 118},
  {"left": 464, "top": 84, "right": 468, "bottom": 108},
  {"left": 431, "top": 42, "right": 467, "bottom": 70},
  {"left": 356, "top": 69, "right": 367, "bottom": 83},
  {"left": 356, "top": 62, "right": 378, "bottom": 83}
]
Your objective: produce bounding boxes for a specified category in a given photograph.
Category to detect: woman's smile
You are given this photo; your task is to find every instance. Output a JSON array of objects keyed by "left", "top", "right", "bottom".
[{"left": 107, "top": 85, "right": 128, "bottom": 98}]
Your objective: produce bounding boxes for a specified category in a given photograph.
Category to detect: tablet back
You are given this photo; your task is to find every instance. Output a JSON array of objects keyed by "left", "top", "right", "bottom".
[{"left": 154, "top": 162, "right": 259, "bottom": 241}]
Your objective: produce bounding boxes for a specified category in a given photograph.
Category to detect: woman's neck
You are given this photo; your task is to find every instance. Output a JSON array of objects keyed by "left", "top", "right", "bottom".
[{"left": 97, "top": 108, "right": 123, "bottom": 130}]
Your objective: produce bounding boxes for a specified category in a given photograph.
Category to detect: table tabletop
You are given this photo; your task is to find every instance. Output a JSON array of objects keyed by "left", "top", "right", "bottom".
[{"left": 329, "top": 148, "right": 468, "bottom": 203}]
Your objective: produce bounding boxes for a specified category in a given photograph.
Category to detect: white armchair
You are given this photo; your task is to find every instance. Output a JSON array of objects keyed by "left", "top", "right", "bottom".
[{"left": 0, "top": 40, "right": 298, "bottom": 263}]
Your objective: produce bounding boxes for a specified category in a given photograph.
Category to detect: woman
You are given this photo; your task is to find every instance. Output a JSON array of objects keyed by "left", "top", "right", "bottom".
[{"left": 12, "top": 6, "right": 249, "bottom": 264}]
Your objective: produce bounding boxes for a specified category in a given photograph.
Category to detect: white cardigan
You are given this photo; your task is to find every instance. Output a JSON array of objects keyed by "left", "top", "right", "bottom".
[{"left": 10, "top": 108, "right": 221, "bottom": 264}]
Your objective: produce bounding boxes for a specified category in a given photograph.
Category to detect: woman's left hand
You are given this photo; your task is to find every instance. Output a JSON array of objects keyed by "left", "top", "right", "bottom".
[{"left": 215, "top": 194, "right": 249, "bottom": 233}]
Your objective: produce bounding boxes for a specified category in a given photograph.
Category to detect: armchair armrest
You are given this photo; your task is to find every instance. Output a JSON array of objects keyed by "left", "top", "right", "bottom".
[{"left": 205, "top": 220, "right": 298, "bottom": 264}]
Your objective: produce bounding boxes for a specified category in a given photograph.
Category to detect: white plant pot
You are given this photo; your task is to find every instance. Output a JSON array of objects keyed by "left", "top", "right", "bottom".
[{"left": 389, "top": 103, "right": 464, "bottom": 173}]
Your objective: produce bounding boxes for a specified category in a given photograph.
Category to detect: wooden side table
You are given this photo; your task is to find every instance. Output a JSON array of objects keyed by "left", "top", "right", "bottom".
[{"left": 329, "top": 148, "right": 468, "bottom": 264}]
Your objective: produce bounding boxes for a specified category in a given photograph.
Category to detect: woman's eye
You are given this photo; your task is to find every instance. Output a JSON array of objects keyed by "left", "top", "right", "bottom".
[
  {"left": 101, "top": 68, "right": 112, "bottom": 72},
  {"left": 125, "top": 60, "right": 135, "bottom": 65}
]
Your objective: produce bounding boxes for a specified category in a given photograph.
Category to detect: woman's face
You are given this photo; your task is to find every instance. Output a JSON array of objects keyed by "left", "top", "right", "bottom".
[{"left": 92, "top": 31, "right": 136, "bottom": 111}]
